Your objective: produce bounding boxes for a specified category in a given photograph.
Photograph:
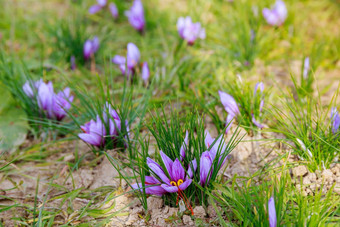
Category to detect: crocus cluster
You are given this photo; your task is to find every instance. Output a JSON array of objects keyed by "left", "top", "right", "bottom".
[
  {"left": 89, "top": 0, "right": 118, "bottom": 19},
  {"left": 112, "top": 43, "right": 150, "bottom": 82},
  {"left": 125, "top": 0, "right": 145, "bottom": 33},
  {"left": 262, "top": 0, "right": 287, "bottom": 26},
  {"left": 84, "top": 37, "right": 100, "bottom": 61},
  {"left": 78, "top": 103, "right": 129, "bottom": 149},
  {"left": 268, "top": 197, "right": 277, "bottom": 227},
  {"left": 132, "top": 133, "right": 193, "bottom": 196},
  {"left": 133, "top": 129, "right": 229, "bottom": 196},
  {"left": 218, "top": 91, "right": 240, "bottom": 133},
  {"left": 23, "top": 80, "right": 74, "bottom": 121},
  {"left": 133, "top": 151, "right": 196, "bottom": 196},
  {"left": 331, "top": 107, "right": 340, "bottom": 134},
  {"left": 177, "top": 16, "right": 206, "bottom": 45}
]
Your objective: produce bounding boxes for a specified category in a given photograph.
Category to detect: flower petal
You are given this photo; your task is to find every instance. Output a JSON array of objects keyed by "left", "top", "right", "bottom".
[
  {"left": 160, "top": 150, "right": 173, "bottom": 176},
  {"left": 147, "top": 157, "right": 170, "bottom": 184},
  {"left": 178, "top": 178, "right": 192, "bottom": 191},
  {"left": 109, "top": 3, "right": 119, "bottom": 19},
  {"left": 200, "top": 151, "right": 212, "bottom": 186},
  {"left": 171, "top": 158, "right": 185, "bottom": 182},
  {"left": 218, "top": 90, "right": 240, "bottom": 116},
  {"left": 78, "top": 133, "right": 101, "bottom": 147},
  {"left": 89, "top": 5, "right": 102, "bottom": 14},
  {"left": 268, "top": 197, "right": 277, "bottom": 227},
  {"left": 161, "top": 184, "right": 178, "bottom": 193}
]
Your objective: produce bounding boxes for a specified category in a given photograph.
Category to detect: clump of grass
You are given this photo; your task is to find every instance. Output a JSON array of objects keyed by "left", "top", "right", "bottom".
[
  {"left": 271, "top": 90, "right": 339, "bottom": 171},
  {"left": 217, "top": 77, "right": 268, "bottom": 135},
  {"left": 48, "top": 17, "right": 94, "bottom": 67},
  {"left": 211, "top": 171, "right": 339, "bottom": 226}
]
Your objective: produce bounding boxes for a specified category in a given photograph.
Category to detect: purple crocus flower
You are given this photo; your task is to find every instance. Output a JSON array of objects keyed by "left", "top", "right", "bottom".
[
  {"left": 89, "top": 0, "right": 118, "bottom": 19},
  {"left": 199, "top": 151, "right": 213, "bottom": 186},
  {"left": 199, "top": 130, "right": 229, "bottom": 187},
  {"left": 219, "top": 91, "right": 240, "bottom": 133},
  {"left": 103, "top": 102, "right": 122, "bottom": 136},
  {"left": 53, "top": 87, "right": 74, "bottom": 121},
  {"left": 79, "top": 115, "right": 106, "bottom": 148},
  {"left": 263, "top": 0, "right": 287, "bottom": 26},
  {"left": 331, "top": 107, "right": 340, "bottom": 134},
  {"left": 177, "top": 16, "right": 206, "bottom": 45},
  {"left": 89, "top": 0, "right": 107, "bottom": 14},
  {"left": 109, "top": 3, "right": 119, "bottom": 19},
  {"left": 303, "top": 57, "right": 310, "bottom": 79},
  {"left": 125, "top": 0, "right": 145, "bottom": 33},
  {"left": 70, "top": 56, "right": 76, "bottom": 71},
  {"left": 24, "top": 80, "right": 73, "bottom": 121},
  {"left": 254, "top": 82, "right": 264, "bottom": 97},
  {"left": 204, "top": 130, "right": 228, "bottom": 164},
  {"left": 132, "top": 151, "right": 196, "bottom": 196},
  {"left": 252, "top": 82, "right": 265, "bottom": 129},
  {"left": 112, "top": 55, "right": 126, "bottom": 75},
  {"left": 268, "top": 197, "right": 277, "bottom": 227},
  {"left": 141, "top": 62, "right": 150, "bottom": 83},
  {"left": 113, "top": 43, "right": 140, "bottom": 78},
  {"left": 37, "top": 81, "right": 55, "bottom": 119},
  {"left": 97, "top": 0, "right": 107, "bottom": 7},
  {"left": 83, "top": 37, "right": 100, "bottom": 60},
  {"left": 127, "top": 43, "right": 140, "bottom": 70}
]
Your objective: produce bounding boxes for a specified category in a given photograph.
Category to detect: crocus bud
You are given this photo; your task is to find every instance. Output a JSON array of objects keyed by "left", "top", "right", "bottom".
[
  {"left": 127, "top": 43, "right": 140, "bottom": 69},
  {"left": 263, "top": 0, "right": 287, "bottom": 26},
  {"left": 83, "top": 37, "right": 100, "bottom": 60},
  {"left": 177, "top": 16, "right": 205, "bottom": 45},
  {"left": 218, "top": 91, "right": 240, "bottom": 117},
  {"left": 199, "top": 151, "right": 213, "bottom": 186},
  {"left": 125, "top": 0, "right": 145, "bottom": 33},
  {"left": 303, "top": 57, "right": 310, "bottom": 79},
  {"left": 103, "top": 102, "right": 121, "bottom": 136},
  {"left": 254, "top": 82, "right": 264, "bottom": 97},
  {"left": 53, "top": 87, "right": 74, "bottom": 121},
  {"left": 268, "top": 197, "right": 277, "bottom": 227},
  {"left": 97, "top": 0, "right": 107, "bottom": 7},
  {"left": 141, "top": 62, "right": 150, "bottom": 83},
  {"left": 112, "top": 55, "right": 126, "bottom": 75},
  {"left": 89, "top": 4, "right": 103, "bottom": 14},
  {"left": 70, "top": 56, "right": 76, "bottom": 70},
  {"left": 37, "top": 81, "right": 54, "bottom": 119},
  {"left": 331, "top": 107, "right": 340, "bottom": 134},
  {"left": 109, "top": 3, "right": 119, "bottom": 19},
  {"left": 23, "top": 81, "right": 35, "bottom": 98}
]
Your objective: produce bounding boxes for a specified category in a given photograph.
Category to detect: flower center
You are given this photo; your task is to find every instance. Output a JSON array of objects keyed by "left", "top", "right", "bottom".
[{"left": 170, "top": 179, "right": 184, "bottom": 187}]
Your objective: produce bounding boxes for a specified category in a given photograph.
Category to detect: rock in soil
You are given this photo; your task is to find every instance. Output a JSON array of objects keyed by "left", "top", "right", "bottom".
[
  {"left": 147, "top": 197, "right": 163, "bottom": 209},
  {"left": 183, "top": 214, "right": 194, "bottom": 225},
  {"left": 292, "top": 165, "right": 308, "bottom": 177},
  {"left": 193, "top": 206, "right": 206, "bottom": 218}
]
